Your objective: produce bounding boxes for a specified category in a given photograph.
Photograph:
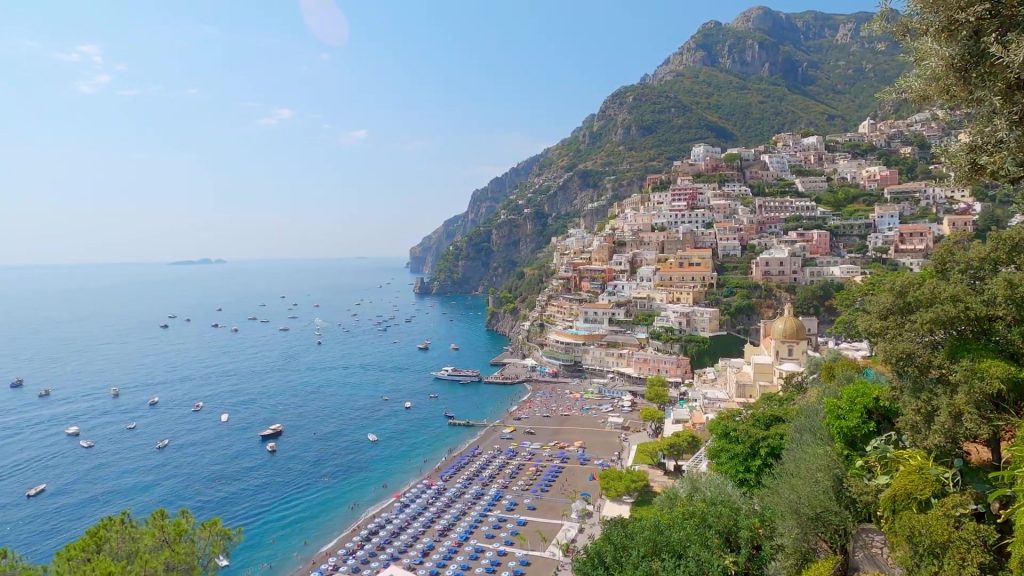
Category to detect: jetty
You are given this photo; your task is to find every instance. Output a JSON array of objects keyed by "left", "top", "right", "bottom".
[
  {"left": 489, "top": 349, "right": 520, "bottom": 366},
  {"left": 447, "top": 419, "right": 491, "bottom": 427}
]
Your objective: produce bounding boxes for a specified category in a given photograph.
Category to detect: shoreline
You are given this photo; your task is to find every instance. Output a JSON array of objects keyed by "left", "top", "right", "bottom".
[{"left": 292, "top": 383, "right": 534, "bottom": 575}]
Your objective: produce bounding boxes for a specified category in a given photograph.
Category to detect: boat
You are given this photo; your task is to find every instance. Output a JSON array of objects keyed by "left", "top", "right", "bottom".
[
  {"left": 316, "top": 340, "right": 322, "bottom": 345},
  {"left": 38, "top": 388, "right": 51, "bottom": 397},
  {"left": 79, "top": 439, "right": 95, "bottom": 449},
  {"left": 127, "top": 422, "right": 137, "bottom": 430},
  {"left": 214, "top": 555, "right": 230, "bottom": 568},
  {"left": 148, "top": 396, "right": 159, "bottom": 406},
  {"left": 259, "top": 303, "right": 266, "bottom": 307},
  {"left": 167, "top": 314, "right": 177, "bottom": 319},
  {"left": 111, "top": 387, "right": 120, "bottom": 397},
  {"left": 428, "top": 393, "right": 439, "bottom": 399},
  {"left": 185, "top": 318, "right": 191, "bottom": 322},
  {"left": 314, "top": 303, "right": 320, "bottom": 308},
  {"left": 443, "top": 411, "right": 455, "bottom": 419},
  {"left": 220, "top": 413, "right": 229, "bottom": 423},
  {"left": 431, "top": 367, "right": 482, "bottom": 383},
  {"left": 266, "top": 442, "right": 277, "bottom": 453},
  {"left": 450, "top": 344, "right": 460, "bottom": 351},
  {"left": 404, "top": 401, "right": 412, "bottom": 409},
  {"left": 278, "top": 327, "right": 290, "bottom": 332},
  {"left": 64, "top": 425, "right": 80, "bottom": 436},
  {"left": 382, "top": 396, "right": 389, "bottom": 401},
  {"left": 159, "top": 323, "right": 169, "bottom": 329},
  {"left": 287, "top": 315, "right": 298, "bottom": 319},
  {"left": 367, "top": 433, "right": 378, "bottom": 443},
  {"left": 247, "top": 316, "right": 258, "bottom": 320},
  {"left": 314, "top": 330, "right": 322, "bottom": 336},
  {"left": 192, "top": 401, "right": 204, "bottom": 412},
  {"left": 10, "top": 377, "right": 24, "bottom": 388},
  {"left": 230, "top": 327, "right": 239, "bottom": 333},
  {"left": 26, "top": 484, "right": 46, "bottom": 498},
  {"left": 417, "top": 341, "right": 430, "bottom": 350},
  {"left": 155, "top": 439, "right": 170, "bottom": 450},
  {"left": 211, "top": 323, "right": 223, "bottom": 328},
  {"left": 260, "top": 319, "right": 270, "bottom": 323},
  {"left": 258, "top": 424, "right": 284, "bottom": 439},
  {"left": 216, "top": 307, "right": 222, "bottom": 312}
]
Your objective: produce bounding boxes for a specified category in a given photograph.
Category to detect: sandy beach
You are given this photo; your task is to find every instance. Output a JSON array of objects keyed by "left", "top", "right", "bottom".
[{"left": 289, "top": 380, "right": 631, "bottom": 576}]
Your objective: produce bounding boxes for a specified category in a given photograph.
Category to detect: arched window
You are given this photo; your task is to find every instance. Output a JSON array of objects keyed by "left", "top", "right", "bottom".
[{"left": 788, "top": 345, "right": 794, "bottom": 357}]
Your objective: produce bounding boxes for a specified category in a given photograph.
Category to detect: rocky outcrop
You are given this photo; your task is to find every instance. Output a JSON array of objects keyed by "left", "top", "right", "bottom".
[{"left": 409, "top": 6, "right": 904, "bottom": 296}]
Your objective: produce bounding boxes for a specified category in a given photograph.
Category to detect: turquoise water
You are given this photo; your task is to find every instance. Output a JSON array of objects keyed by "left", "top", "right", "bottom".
[{"left": 0, "top": 259, "right": 520, "bottom": 575}]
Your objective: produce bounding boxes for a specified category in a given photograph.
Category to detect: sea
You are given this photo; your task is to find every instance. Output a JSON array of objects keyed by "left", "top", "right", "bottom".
[{"left": 0, "top": 258, "right": 522, "bottom": 575}]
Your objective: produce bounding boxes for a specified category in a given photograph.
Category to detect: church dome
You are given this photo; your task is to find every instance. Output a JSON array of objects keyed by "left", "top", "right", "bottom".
[{"left": 771, "top": 303, "right": 807, "bottom": 341}]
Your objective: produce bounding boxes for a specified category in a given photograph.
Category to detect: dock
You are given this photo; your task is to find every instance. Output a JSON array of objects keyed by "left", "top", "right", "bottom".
[
  {"left": 489, "top": 350, "right": 521, "bottom": 366},
  {"left": 447, "top": 419, "right": 491, "bottom": 427}
]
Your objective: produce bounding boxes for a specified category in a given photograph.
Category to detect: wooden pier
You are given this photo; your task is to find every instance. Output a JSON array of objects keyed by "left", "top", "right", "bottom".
[{"left": 447, "top": 419, "right": 491, "bottom": 427}]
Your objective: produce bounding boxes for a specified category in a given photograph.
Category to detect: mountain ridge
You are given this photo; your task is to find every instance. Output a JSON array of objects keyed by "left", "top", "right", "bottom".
[{"left": 409, "top": 6, "right": 905, "bottom": 293}]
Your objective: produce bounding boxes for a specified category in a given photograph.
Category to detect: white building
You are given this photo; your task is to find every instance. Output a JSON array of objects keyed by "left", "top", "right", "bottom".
[
  {"left": 795, "top": 176, "right": 828, "bottom": 193},
  {"left": 760, "top": 154, "right": 792, "bottom": 178},
  {"left": 691, "top": 143, "right": 722, "bottom": 163}
]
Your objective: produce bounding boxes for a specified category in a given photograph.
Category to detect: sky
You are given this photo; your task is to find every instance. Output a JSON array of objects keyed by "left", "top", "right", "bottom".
[{"left": 0, "top": 0, "right": 878, "bottom": 265}]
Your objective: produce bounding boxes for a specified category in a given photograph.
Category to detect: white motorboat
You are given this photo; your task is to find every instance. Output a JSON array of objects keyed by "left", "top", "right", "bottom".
[
  {"left": 230, "top": 327, "right": 239, "bottom": 333},
  {"left": 428, "top": 393, "right": 439, "bottom": 399},
  {"left": 450, "top": 344, "right": 459, "bottom": 351},
  {"left": 278, "top": 327, "right": 290, "bottom": 332},
  {"left": 64, "top": 426, "right": 80, "bottom": 436},
  {"left": 417, "top": 341, "right": 430, "bottom": 350},
  {"left": 266, "top": 442, "right": 277, "bottom": 453},
  {"left": 38, "top": 388, "right": 51, "bottom": 397},
  {"left": 382, "top": 396, "right": 389, "bottom": 401},
  {"left": 404, "top": 401, "right": 412, "bottom": 410},
  {"left": 214, "top": 555, "right": 230, "bottom": 568},
  {"left": 192, "top": 401, "right": 204, "bottom": 412},
  {"left": 26, "top": 483, "right": 46, "bottom": 498},
  {"left": 110, "top": 387, "right": 120, "bottom": 397},
  {"left": 148, "top": 396, "right": 159, "bottom": 406},
  {"left": 127, "top": 422, "right": 137, "bottom": 430},
  {"left": 258, "top": 424, "right": 284, "bottom": 439},
  {"left": 431, "top": 367, "right": 481, "bottom": 383},
  {"left": 220, "top": 413, "right": 229, "bottom": 423},
  {"left": 79, "top": 439, "right": 95, "bottom": 448},
  {"left": 156, "top": 439, "right": 170, "bottom": 450},
  {"left": 367, "top": 433, "right": 378, "bottom": 442}
]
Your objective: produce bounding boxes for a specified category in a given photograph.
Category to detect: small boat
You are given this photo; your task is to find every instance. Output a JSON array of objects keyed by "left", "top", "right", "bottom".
[
  {"left": 26, "top": 484, "right": 46, "bottom": 498},
  {"left": 280, "top": 295, "right": 286, "bottom": 299},
  {"left": 155, "top": 439, "right": 170, "bottom": 450},
  {"left": 260, "top": 319, "right": 270, "bottom": 323},
  {"left": 259, "top": 303, "right": 267, "bottom": 307},
  {"left": 10, "top": 377, "right": 24, "bottom": 388},
  {"left": 443, "top": 411, "right": 455, "bottom": 419},
  {"left": 314, "top": 330, "right": 322, "bottom": 336},
  {"left": 316, "top": 340, "right": 322, "bottom": 345},
  {"left": 382, "top": 395, "right": 389, "bottom": 401},
  {"left": 247, "top": 316, "right": 258, "bottom": 320},
  {"left": 64, "top": 425, "right": 80, "bottom": 436},
  {"left": 314, "top": 303, "right": 320, "bottom": 308},
  {"left": 185, "top": 318, "right": 191, "bottom": 322},
  {"left": 167, "top": 314, "right": 177, "bottom": 319},
  {"left": 79, "top": 439, "right": 95, "bottom": 449},
  {"left": 230, "top": 327, "right": 239, "bottom": 333},
  {"left": 220, "top": 413, "right": 229, "bottom": 423},
  {"left": 159, "top": 323, "right": 169, "bottom": 329},
  {"left": 278, "top": 327, "right": 290, "bottom": 332},
  {"left": 211, "top": 323, "right": 222, "bottom": 328},
  {"left": 428, "top": 394, "right": 439, "bottom": 399},
  {"left": 215, "top": 555, "right": 230, "bottom": 568},
  {"left": 111, "top": 387, "right": 120, "bottom": 397},
  {"left": 367, "top": 433, "right": 378, "bottom": 443},
  {"left": 148, "top": 396, "right": 159, "bottom": 406},
  {"left": 38, "top": 388, "right": 51, "bottom": 397},
  {"left": 258, "top": 424, "right": 284, "bottom": 439},
  {"left": 266, "top": 442, "right": 277, "bottom": 453},
  {"left": 450, "top": 344, "right": 460, "bottom": 351},
  {"left": 287, "top": 315, "right": 298, "bottom": 319},
  {"left": 216, "top": 307, "right": 222, "bottom": 312},
  {"left": 417, "top": 341, "right": 430, "bottom": 350},
  {"left": 192, "top": 401, "right": 204, "bottom": 412},
  {"left": 404, "top": 401, "right": 412, "bottom": 410},
  {"left": 127, "top": 422, "right": 137, "bottom": 430}
]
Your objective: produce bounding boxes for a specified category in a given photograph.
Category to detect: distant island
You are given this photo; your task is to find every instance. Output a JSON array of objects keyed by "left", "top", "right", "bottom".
[{"left": 168, "top": 258, "right": 227, "bottom": 266}]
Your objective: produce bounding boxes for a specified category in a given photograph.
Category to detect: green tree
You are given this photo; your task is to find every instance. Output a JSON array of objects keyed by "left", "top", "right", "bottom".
[
  {"left": 574, "top": 474, "right": 774, "bottom": 576},
  {"left": 975, "top": 203, "right": 1010, "bottom": 241},
  {"left": 640, "top": 406, "right": 665, "bottom": 438},
  {"left": 824, "top": 379, "right": 899, "bottom": 454},
  {"left": 876, "top": 0, "right": 1024, "bottom": 185},
  {"left": 50, "top": 509, "right": 241, "bottom": 576},
  {"left": 645, "top": 375, "right": 670, "bottom": 408},
  {"left": 834, "top": 227, "right": 1024, "bottom": 464},
  {"left": 886, "top": 493, "right": 1001, "bottom": 576},
  {"left": 707, "top": 392, "right": 795, "bottom": 491},
  {"left": 661, "top": 430, "right": 702, "bottom": 470},
  {"left": 0, "top": 548, "right": 46, "bottom": 576},
  {"left": 598, "top": 468, "right": 650, "bottom": 500},
  {"left": 799, "top": 556, "right": 840, "bottom": 576}
]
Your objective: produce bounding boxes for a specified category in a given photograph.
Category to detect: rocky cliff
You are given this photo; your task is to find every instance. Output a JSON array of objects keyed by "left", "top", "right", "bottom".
[{"left": 410, "top": 6, "right": 905, "bottom": 294}]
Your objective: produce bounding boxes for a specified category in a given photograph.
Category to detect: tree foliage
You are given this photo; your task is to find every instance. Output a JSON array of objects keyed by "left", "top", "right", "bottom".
[
  {"left": 876, "top": 0, "right": 1024, "bottom": 185},
  {"left": 598, "top": 468, "right": 650, "bottom": 500},
  {"left": 834, "top": 227, "right": 1024, "bottom": 463},
  {"left": 573, "top": 474, "right": 774, "bottom": 576},
  {"left": 49, "top": 509, "right": 241, "bottom": 576},
  {"left": 824, "top": 379, "right": 899, "bottom": 454},
  {"left": 886, "top": 493, "right": 1001, "bottom": 576},
  {"left": 0, "top": 548, "right": 45, "bottom": 576},
  {"left": 645, "top": 375, "right": 670, "bottom": 408},
  {"left": 707, "top": 392, "right": 795, "bottom": 491},
  {"left": 661, "top": 430, "right": 703, "bottom": 469}
]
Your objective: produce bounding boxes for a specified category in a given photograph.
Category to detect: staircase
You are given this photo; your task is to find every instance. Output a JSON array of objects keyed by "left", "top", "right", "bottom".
[{"left": 680, "top": 442, "right": 709, "bottom": 475}]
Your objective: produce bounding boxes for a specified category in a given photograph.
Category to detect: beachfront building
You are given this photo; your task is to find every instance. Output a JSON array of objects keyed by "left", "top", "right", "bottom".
[{"left": 719, "top": 304, "right": 815, "bottom": 401}]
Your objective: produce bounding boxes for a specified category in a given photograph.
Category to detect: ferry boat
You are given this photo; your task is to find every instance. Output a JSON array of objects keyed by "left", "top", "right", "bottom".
[
  {"left": 111, "top": 387, "right": 120, "bottom": 397},
  {"left": 266, "top": 442, "right": 277, "bottom": 453},
  {"left": 155, "top": 439, "right": 170, "bottom": 450},
  {"left": 64, "top": 425, "right": 80, "bottom": 436},
  {"left": 38, "top": 388, "right": 51, "bottom": 397},
  {"left": 148, "top": 396, "right": 159, "bottom": 406},
  {"left": 258, "top": 424, "right": 284, "bottom": 439},
  {"left": 10, "top": 377, "right": 24, "bottom": 388},
  {"left": 431, "top": 367, "right": 481, "bottom": 383},
  {"left": 26, "top": 484, "right": 46, "bottom": 498},
  {"left": 192, "top": 401, "right": 204, "bottom": 412}
]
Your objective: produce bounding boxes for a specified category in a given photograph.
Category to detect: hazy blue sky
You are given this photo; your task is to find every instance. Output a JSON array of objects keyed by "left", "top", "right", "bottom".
[{"left": 0, "top": 0, "right": 878, "bottom": 265}]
